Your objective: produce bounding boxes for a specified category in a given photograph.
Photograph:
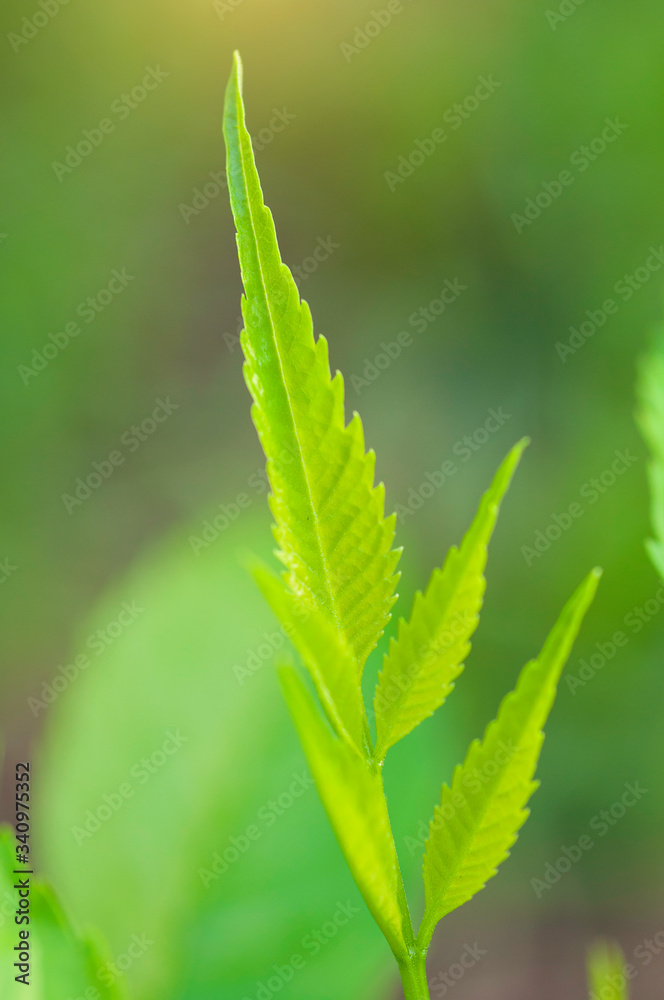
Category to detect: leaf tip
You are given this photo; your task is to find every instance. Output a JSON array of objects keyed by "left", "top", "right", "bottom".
[
  {"left": 504, "top": 436, "right": 530, "bottom": 472},
  {"left": 231, "top": 49, "right": 243, "bottom": 86},
  {"left": 584, "top": 566, "right": 603, "bottom": 599},
  {"left": 224, "top": 51, "right": 245, "bottom": 137}
]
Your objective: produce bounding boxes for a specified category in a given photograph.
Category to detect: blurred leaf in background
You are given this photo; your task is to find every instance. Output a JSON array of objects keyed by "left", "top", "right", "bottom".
[
  {"left": 587, "top": 940, "right": 629, "bottom": 1000},
  {"left": 0, "top": 827, "right": 123, "bottom": 999},
  {"left": 35, "top": 512, "right": 452, "bottom": 999},
  {"left": 637, "top": 326, "right": 664, "bottom": 577}
]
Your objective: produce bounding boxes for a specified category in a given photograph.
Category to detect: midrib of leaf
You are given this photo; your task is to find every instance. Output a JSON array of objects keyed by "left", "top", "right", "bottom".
[{"left": 225, "top": 53, "right": 358, "bottom": 655}]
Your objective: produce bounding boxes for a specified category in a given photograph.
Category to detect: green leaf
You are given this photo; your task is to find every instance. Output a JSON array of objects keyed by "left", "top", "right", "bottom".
[
  {"left": 35, "top": 514, "right": 302, "bottom": 1000},
  {"left": 278, "top": 662, "right": 413, "bottom": 962},
  {"left": 637, "top": 327, "right": 664, "bottom": 577},
  {"left": 418, "top": 568, "right": 601, "bottom": 946},
  {"left": 38, "top": 512, "right": 433, "bottom": 1000},
  {"left": 0, "top": 827, "right": 122, "bottom": 1000},
  {"left": 587, "top": 941, "right": 628, "bottom": 999},
  {"left": 254, "top": 563, "right": 369, "bottom": 754},
  {"left": 37, "top": 504, "right": 440, "bottom": 1000},
  {"left": 223, "top": 52, "right": 400, "bottom": 670},
  {"left": 374, "top": 440, "right": 527, "bottom": 762}
]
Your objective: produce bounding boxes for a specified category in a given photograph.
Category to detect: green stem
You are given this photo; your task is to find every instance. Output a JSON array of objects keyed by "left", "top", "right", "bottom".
[{"left": 398, "top": 951, "right": 430, "bottom": 1000}]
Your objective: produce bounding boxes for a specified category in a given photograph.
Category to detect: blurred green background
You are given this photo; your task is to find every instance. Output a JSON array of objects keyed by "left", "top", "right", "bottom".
[{"left": 1, "top": 0, "right": 662, "bottom": 996}]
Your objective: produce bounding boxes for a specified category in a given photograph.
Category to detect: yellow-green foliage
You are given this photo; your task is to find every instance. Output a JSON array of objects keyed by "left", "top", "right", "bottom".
[{"left": 224, "top": 51, "right": 600, "bottom": 999}]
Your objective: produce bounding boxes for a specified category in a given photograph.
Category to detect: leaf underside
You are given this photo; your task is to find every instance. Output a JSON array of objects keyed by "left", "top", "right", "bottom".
[
  {"left": 419, "top": 569, "right": 601, "bottom": 946},
  {"left": 223, "top": 52, "right": 400, "bottom": 672}
]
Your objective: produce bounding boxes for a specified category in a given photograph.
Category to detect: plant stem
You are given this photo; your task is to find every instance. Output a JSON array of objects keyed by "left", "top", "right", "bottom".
[{"left": 398, "top": 952, "right": 430, "bottom": 1000}]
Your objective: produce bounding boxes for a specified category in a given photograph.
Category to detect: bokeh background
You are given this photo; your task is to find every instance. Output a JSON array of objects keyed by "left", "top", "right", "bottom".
[{"left": 1, "top": 0, "right": 662, "bottom": 996}]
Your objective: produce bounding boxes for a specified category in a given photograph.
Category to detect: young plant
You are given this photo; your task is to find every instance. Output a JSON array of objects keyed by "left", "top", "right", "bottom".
[
  {"left": 637, "top": 325, "right": 664, "bottom": 576},
  {"left": 223, "top": 52, "right": 600, "bottom": 999}
]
